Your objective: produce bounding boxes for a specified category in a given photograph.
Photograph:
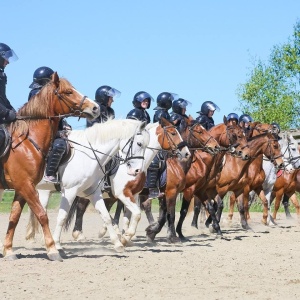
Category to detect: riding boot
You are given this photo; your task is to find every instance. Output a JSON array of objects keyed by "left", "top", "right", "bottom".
[
  {"left": 147, "top": 168, "right": 163, "bottom": 199},
  {"left": 44, "top": 138, "right": 66, "bottom": 183}
]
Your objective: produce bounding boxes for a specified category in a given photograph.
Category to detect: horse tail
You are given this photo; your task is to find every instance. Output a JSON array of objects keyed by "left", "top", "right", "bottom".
[
  {"left": 26, "top": 208, "right": 40, "bottom": 240},
  {"left": 63, "top": 196, "right": 80, "bottom": 231}
]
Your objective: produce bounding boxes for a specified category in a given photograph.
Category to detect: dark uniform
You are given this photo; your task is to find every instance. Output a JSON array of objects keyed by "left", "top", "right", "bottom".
[
  {"left": 126, "top": 91, "right": 152, "bottom": 124},
  {"left": 86, "top": 85, "right": 120, "bottom": 127},
  {"left": 148, "top": 92, "right": 176, "bottom": 199},
  {"left": 196, "top": 100, "right": 220, "bottom": 130},
  {"left": 0, "top": 43, "right": 18, "bottom": 149},
  {"left": 169, "top": 98, "right": 191, "bottom": 132},
  {"left": 239, "top": 114, "right": 253, "bottom": 136}
]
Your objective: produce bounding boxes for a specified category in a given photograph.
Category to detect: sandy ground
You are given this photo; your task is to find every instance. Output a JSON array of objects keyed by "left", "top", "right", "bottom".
[{"left": 0, "top": 209, "right": 300, "bottom": 300}]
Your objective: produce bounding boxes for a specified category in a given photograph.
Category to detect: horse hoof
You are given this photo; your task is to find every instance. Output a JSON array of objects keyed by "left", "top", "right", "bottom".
[
  {"left": 209, "top": 226, "right": 217, "bottom": 234},
  {"left": 4, "top": 253, "right": 18, "bottom": 261},
  {"left": 167, "top": 236, "right": 181, "bottom": 244},
  {"left": 48, "top": 252, "right": 63, "bottom": 262},
  {"left": 72, "top": 231, "right": 86, "bottom": 241},
  {"left": 114, "top": 243, "right": 125, "bottom": 253}
]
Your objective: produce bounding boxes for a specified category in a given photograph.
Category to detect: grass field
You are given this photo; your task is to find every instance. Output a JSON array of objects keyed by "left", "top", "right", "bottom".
[{"left": 0, "top": 190, "right": 297, "bottom": 214}]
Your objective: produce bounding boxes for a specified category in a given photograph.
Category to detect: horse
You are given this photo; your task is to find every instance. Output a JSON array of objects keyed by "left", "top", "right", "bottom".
[
  {"left": 0, "top": 72, "right": 99, "bottom": 261},
  {"left": 247, "top": 132, "right": 300, "bottom": 224},
  {"left": 144, "top": 117, "right": 251, "bottom": 242},
  {"left": 26, "top": 118, "right": 192, "bottom": 251}
]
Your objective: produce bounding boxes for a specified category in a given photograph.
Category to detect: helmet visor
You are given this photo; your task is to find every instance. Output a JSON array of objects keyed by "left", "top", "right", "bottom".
[
  {"left": 1, "top": 49, "right": 18, "bottom": 63},
  {"left": 107, "top": 87, "right": 121, "bottom": 98},
  {"left": 178, "top": 99, "right": 192, "bottom": 109},
  {"left": 207, "top": 102, "right": 220, "bottom": 112},
  {"left": 136, "top": 92, "right": 154, "bottom": 103},
  {"left": 170, "top": 93, "right": 179, "bottom": 101}
]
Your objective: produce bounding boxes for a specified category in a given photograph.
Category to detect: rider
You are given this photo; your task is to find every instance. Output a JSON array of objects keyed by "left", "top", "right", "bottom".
[
  {"left": 239, "top": 114, "right": 253, "bottom": 134},
  {"left": 87, "top": 85, "right": 121, "bottom": 127},
  {"left": 148, "top": 92, "right": 178, "bottom": 199},
  {"left": 28, "top": 66, "right": 54, "bottom": 100},
  {"left": 27, "top": 66, "right": 72, "bottom": 183},
  {"left": 169, "top": 98, "right": 191, "bottom": 130},
  {"left": 0, "top": 42, "right": 18, "bottom": 149},
  {"left": 226, "top": 113, "right": 239, "bottom": 125},
  {"left": 271, "top": 122, "right": 281, "bottom": 134},
  {"left": 196, "top": 101, "right": 220, "bottom": 130},
  {"left": 126, "top": 91, "right": 152, "bottom": 123}
]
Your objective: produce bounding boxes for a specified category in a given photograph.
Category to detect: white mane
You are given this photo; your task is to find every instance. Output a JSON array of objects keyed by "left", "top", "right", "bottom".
[{"left": 69, "top": 119, "right": 144, "bottom": 144}]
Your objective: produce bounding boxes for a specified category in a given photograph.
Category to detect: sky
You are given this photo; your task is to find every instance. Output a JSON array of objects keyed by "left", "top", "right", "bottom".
[{"left": 2, "top": 0, "right": 300, "bottom": 129}]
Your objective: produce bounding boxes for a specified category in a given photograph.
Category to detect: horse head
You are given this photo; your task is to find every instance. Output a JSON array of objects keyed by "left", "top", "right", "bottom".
[
  {"left": 211, "top": 121, "right": 250, "bottom": 160},
  {"left": 181, "top": 116, "right": 220, "bottom": 155},
  {"left": 118, "top": 120, "right": 150, "bottom": 176},
  {"left": 154, "top": 117, "right": 191, "bottom": 159},
  {"left": 280, "top": 133, "right": 300, "bottom": 170}
]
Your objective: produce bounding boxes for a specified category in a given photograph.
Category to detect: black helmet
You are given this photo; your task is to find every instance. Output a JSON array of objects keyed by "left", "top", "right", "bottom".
[
  {"left": 271, "top": 122, "right": 281, "bottom": 133},
  {"left": 132, "top": 91, "right": 153, "bottom": 109},
  {"left": 0, "top": 43, "right": 18, "bottom": 67},
  {"left": 227, "top": 113, "right": 239, "bottom": 123},
  {"left": 172, "top": 98, "right": 191, "bottom": 114},
  {"left": 29, "top": 66, "right": 54, "bottom": 89},
  {"left": 198, "top": 101, "right": 220, "bottom": 115},
  {"left": 154, "top": 92, "right": 178, "bottom": 110},
  {"left": 95, "top": 85, "right": 121, "bottom": 106},
  {"left": 239, "top": 114, "right": 253, "bottom": 123}
]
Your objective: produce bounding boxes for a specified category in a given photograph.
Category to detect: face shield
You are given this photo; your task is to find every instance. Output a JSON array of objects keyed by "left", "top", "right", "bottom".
[
  {"left": 207, "top": 102, "right": 220, "bottom": 112},
  {"left": 106, "top": 87, "right": 121, "bottom": 99},
  {"left": 178, "top": 99, "right": 192, "bottom": 109},
  {"left": 1, "top": 49, "right": 18, "bottom": 63},
  {"left": 136, "top": 92, "right": 154, "bottom": 103}
]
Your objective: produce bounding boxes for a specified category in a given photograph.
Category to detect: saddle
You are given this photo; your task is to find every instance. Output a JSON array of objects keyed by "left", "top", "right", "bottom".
[{"left": 0, "top": 125, "right": 12, "bottom": 189}]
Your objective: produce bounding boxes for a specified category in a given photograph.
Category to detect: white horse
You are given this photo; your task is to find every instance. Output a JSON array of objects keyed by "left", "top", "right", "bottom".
[
  {"left": 25, "top": 119, "right": 149, "bottom": 253},
  {"left": 249, "top": 132, "right": 300, "bottom": 224},
  {"left": 26, "top": 118, "right": 191, "bottom": 251}
]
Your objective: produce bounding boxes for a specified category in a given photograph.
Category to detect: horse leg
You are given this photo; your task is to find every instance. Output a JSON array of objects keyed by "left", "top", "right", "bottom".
[
  {"left": 72, "top": 197, "right": 90, "bottom": 241},
  {"left": 272, "top": 191, "right": 283, "bottom": 221},
  {"left": 145, "top": 196, "right": 167, "bottom": 243},
  {"left": 205, "top": 199, "right": 222, "bottom": 236},
  {"left": 139, "top": 194, "right": 155, "bottom": 225},
  {"left": 282, "top": 194, "right": 292, "bottom": 219},
  {"left": 191, "top": 195, "right": 201, "bottom": 228},
  {"left": 176, "top": 196, "right": 190, "bottom": 241},
  {"left": 227, "top": 192, "right": 236, "bottom": 224},
  {"left": 236, "top": 194, "right": 250, "bottom": 230},
  {"left": 89, "top": 191, "right": 124, "bottom": 252},
  {"left": 215, "top": 194, "right": 224, "bottom": 223},
  {"left": 113, "top": 199, "right": 124, "bottom": 226},
  {"left": 289, "top": 193, "right": 300, "bottom": 220},
  {"left": 4, "top": 189, "right": 62, "bottom": 261}
]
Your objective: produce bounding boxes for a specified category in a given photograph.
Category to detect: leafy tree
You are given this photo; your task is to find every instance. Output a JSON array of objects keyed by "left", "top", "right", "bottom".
[{"left": 237, "top": 20, "right": 300, "bottom": 130}]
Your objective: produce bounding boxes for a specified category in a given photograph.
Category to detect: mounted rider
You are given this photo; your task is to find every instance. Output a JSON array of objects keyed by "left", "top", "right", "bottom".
[
  {"left": 87, "top": 85, "right": 120, "bottom": 127},
  {"left": 0, "top": 43, "right": 18, "bottom": 154},
  {"left": 169, "top": 98, "right": 191, "bottom": 131},
  {"left": 196, "top": 101, "right": 220, "bottom": 130},
  {"left": 148, "top": 92, "right": 178, "bottom": 199},
  {"left": 126, "top": 91, "right": 152, "bottom": 123},
  {"left": 226, "top": 112, "right": 239, "bottom": 125},
  {"left": 239, "top": 114, "right": 253, "bottom": 136},
  {"left": 27, "top": 66, "right": 72, "bottom": 183}
]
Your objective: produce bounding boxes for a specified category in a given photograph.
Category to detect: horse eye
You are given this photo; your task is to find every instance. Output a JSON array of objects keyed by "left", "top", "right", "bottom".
[
  {"left": 137, "top": 142, "right": 142, "bottom": 147},
  {"left": 171, "top": 132, "right": 176, "bottom": 136}
]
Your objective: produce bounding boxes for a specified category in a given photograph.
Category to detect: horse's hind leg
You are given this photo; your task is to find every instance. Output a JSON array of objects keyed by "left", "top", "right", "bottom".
[
  {"left": 140, "top": 193, "right": 155, "bottom": 225},
  {"left": 282, "top": 194, "right": 292, "bottom": 219},
  {"left": 176, "top": 196, "right": 190, "bottom": 241},
  {"left": 191, "top": 195, "right": 201, "bottom": 228},
  {"left": 72, "top": 197, "right": 90, "bottom": 241},
  {"left": 290, "top": 193, "right": 300, "bottom": 221}
]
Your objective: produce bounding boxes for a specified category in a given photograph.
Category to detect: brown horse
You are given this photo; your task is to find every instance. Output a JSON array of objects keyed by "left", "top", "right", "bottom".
[
  {"left": 0, "top": 72, "right": 99, "bottom": 261},
  {"left": 145, "top": 117, "right": 251, "bottom": 242}
]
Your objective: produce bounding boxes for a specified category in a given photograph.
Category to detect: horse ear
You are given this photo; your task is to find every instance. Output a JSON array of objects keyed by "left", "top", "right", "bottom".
[
  {"left": 140, "top": 121, "right": 147, "bottom": 131},
  {"left": 187, "top": 115, "right": 193, "bottom": 125},
  {"left": 52, "top": 72, "right": 60, "bottom": 88},
  {"left": 160, "top": 117, "right": 169, "bottom": 127},
  {"left": 223, "top": 115, "right": 228, "bottom": 125}
]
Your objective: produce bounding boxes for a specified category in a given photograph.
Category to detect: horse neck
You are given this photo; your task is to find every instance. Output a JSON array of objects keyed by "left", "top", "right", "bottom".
[{"left": 248, "top": 135, "right": 269, "bottom": 158}]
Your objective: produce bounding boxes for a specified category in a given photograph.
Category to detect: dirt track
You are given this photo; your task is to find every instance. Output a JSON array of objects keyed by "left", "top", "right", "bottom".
[{"left": 0, "top": 210, "right": 300, "bottom": 300}]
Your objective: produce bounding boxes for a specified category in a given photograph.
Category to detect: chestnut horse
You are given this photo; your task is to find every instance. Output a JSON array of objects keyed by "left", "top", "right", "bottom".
[
  {"left": 145, "top": 118, "right": 251, "bottom": 243},
  {"left": 0, "top": 72, "right": 99, "bottom": 261}
]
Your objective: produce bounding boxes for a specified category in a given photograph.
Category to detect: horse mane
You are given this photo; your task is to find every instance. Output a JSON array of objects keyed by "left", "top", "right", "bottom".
[
  {"left": 12, "top": 78, "right": 73, "bottom": 135},
  {"left": 69, "top": 119, "right": 144, "bottom": 144}
]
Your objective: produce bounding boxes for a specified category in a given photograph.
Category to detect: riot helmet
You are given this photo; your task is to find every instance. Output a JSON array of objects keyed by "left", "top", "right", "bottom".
[
  {"left": 95, "top": 85, "right": 121, "bottom": 106},
  {"left": 271, "top": 122, "right": 281, "bottom": 133},
  {"left": 198, "top": 101, "right": 220, "bottom": 115},
  {"left": 239, "top": 114, "right": 253, "bottom": 123},
  {"left": 29, "top": 66, "right": 54, "bottom": 89},
  {"left": 132, "top": 91, "right": 153, "bottom": 109},
  {"left": 0, "top": 43, "right": 18, "bottom": 67},
  {"left": 172, "top": 98, "right": 191, "bottom": 114},
  {"left": 226, "top": 113, "right": 239, "bottom": 123},
  {"left": 154, "top": 92, "right": 178, "bottom": 110}
]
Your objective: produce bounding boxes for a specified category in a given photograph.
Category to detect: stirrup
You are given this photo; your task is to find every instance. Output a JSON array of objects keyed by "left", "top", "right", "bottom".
[{"left": 43, "top": 175, "right": 59, "bottom": 184}]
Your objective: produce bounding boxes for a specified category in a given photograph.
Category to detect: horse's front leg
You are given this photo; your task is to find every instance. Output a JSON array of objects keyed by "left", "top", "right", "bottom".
[
  {"left": 166, "top": 190, "right": 181, "bottom": 244},
  {"left": 90, "top": 190, "right": 124, "bottom": 253},
  {"left": 282, "top": 194, "right": 293, "bottom": 219},
  {"left": 227, "top": 192, "right": 236, "bottom": 223},
  {"left": 140, "top": 192, "right": 155, "bottom": 225},
  {"left": 191, "top": 195, "right": 201, "bottom": 228},
  {"left": 289, "top": 193, "right": 300, "bottom": 220},
  {"left": 272, "top": 190, "right": 283, "bottom": 220}
]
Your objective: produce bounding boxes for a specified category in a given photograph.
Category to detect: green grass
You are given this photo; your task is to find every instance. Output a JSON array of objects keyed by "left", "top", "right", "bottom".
[{"left": 0, "top": 190, "right": 297, "bottom": 214}]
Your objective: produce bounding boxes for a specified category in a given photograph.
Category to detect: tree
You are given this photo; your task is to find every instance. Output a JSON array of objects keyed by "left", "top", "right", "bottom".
[{"left": 237, "top": 20, "right": 300, "bottom": 130}]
